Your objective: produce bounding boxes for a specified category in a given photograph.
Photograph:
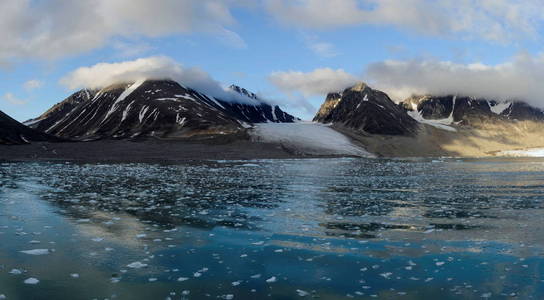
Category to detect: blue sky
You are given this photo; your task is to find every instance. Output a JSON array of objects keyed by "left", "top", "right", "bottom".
[{"left": 2, "top": 0, "right": 544, "bottom": 121}]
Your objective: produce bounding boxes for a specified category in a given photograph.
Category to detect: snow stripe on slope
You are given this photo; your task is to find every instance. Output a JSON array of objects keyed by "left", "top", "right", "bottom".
[{"left": 102, "top": 79, "right": 145, "bottom": 123}]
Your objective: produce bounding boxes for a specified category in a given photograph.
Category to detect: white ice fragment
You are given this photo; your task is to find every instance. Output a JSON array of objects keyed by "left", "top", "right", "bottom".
[
  {"left": 266, "top": 276, "right": 277, "bottom": 283},
  {"left": 127, "top": 261, "right": 148, "bottom": 269},
  {"left": 380, "top": 272, "right": 393, "bottom": 279},
  {"left": 20, "top": 249, "right": 49, "bottom": 255},
  {"left": 177, "top": 277, "right": 189, "bottom": 282},
  {"left": 24, "top": 278, "right": 39, "bottom": 285},
  {"left": 70, "top": 273, "right": 79, "bottom": 278},
  {"left": 9, "top": 269, "right": 22, "bottom": 275},
  {"left": 296, "top": 289, "right": 309, "bottom": 297}
]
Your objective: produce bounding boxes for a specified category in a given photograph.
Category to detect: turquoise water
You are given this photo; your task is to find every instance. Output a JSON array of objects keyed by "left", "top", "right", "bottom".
[{"left": 0, "top": 159, "right": 543, "bottom": 299}]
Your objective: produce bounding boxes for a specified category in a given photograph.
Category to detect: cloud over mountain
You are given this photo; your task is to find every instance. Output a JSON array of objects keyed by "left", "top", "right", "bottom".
[
  {"left": 366, "top": 53, "right": 544, "bottom": 107},
  {"left": 60, "top": 56, "right": 257, "bottom": 103},
  {"left": 269, "top": 68, "right": 359, "bottom": 96}
]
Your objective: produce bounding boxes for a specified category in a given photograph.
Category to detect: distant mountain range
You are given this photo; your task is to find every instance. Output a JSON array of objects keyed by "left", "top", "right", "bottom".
[
  {"left": 2, "top": 76, "right": 544, "bottom": 158},
  {"left": 312, "top": 82, "right": 544, "bottom": 157}
]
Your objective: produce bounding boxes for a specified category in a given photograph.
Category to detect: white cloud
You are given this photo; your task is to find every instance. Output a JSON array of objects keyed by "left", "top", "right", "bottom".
[
  {"left": 269, "top": 68, "right": 358, "bottom": 96},
  {"left": 265, "top": 0, "right": 544, "bottom": 43},
  {"left": 59, "top": 56, "right": 259, "bottom": 103},
  {"left": 3, "top": 93, "right": 27, "bottom": 105},
  {"left": 302, "top": 34, "right": 339, "bottom": 58},
  {"left": 366, "top": 53, "right": 544, "bottom": 107},
  {"left": 0, "top": 0, "right": 246, "bottom": 63},
  {"left": 23, "top": 79, "right": 44, "bottom": 91}
]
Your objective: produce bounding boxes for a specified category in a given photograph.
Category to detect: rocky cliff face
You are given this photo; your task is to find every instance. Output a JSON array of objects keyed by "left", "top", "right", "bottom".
[
  {"left": 27, "top": 80, "right": 297, "bottom": 140},
  {"left": 401, "top": 95, "right": 544, "bottom": 125},
  {"left": 0, "top": 110, "right": 60, "bottom": 145},
  {"left": 313, "top": 83, "right": 419, "bottom": 136},
  {"left": 25, "top": 89, "right": 97, "bottom": 132}
]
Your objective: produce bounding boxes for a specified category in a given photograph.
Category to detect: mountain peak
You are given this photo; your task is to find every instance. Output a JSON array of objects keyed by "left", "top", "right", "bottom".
[
  {"left": 347, "top": 82, "right": 369, "bottom": 93},
  {"left": 229, "top": 85, "right": 258, "bottom": 100}
]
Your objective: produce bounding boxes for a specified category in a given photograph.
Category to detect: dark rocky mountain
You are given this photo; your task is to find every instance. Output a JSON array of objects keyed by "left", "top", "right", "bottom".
[
  {"left": 224, "top": 85, "right": 296, "bottom": 123},
  {"left": 25, "top": 89, "right": 96, "bottom": 132},
  {"left": 27, "top": 80, "right": 296, "bottom": 140},
  {"left": 313, "top": 82, "right": 419, "bottom": 135},
  {"left": 0, "top": 110, "right": 60, "bottom": 145},
  {"left": 401, "top": 95, "right": 544, "bottom": 124}
]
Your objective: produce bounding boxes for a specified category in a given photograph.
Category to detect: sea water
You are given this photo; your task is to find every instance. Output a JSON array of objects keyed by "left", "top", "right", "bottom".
[{"left": 0, "top": 158, "right": 543, "bottom": 299}]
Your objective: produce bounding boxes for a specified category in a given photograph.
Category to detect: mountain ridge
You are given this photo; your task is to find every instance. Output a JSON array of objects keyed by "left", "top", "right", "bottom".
[{"left": 26, "top": 79, "right": 296, "bottom": 141}]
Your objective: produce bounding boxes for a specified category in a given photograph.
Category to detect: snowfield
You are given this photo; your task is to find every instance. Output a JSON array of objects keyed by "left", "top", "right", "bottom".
[
  {"left": 250, "top": 122, "right": 373, "bottom": 157},
  {"left": 498, "top": 148, "right": 544, "bottom": 157}
]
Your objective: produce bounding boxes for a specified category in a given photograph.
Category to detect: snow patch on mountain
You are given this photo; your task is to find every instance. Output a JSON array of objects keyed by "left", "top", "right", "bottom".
[
  {"left": 250, "top": 122, "right": 373, "bottom": 157},
  {"left": 407, "top": 109, "right": 457, "bottom": 132},
  {"left": 489, "top": 101, "right": 511, "bottom": 115},
  {"left": 102, "top": 79, "right": 145, "bottom": 123}
]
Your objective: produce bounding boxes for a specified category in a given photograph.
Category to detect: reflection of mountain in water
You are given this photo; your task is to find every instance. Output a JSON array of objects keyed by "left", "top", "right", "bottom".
[{"left": 3, "top": 159, "right": 544, "bottom": 247}]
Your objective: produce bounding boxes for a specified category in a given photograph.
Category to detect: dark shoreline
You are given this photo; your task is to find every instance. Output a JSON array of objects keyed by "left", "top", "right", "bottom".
[{"left": 0, "top": 139, "right": 325, "bottom": 163}]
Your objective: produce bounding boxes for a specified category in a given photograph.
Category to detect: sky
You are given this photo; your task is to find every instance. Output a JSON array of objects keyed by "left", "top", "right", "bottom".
[{"left": 2, "top": 0, "right": 544, "bottom": 121}]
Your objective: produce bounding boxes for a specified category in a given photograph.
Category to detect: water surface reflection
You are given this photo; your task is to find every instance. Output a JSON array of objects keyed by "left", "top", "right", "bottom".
[{"left": 0, "top": 159, "right": 543, "bottom": 299}]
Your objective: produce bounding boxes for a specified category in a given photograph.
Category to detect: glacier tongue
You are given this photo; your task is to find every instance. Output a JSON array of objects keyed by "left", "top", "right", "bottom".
[{"left": 250, "top": 122, "right": 373, "bottom": 157}]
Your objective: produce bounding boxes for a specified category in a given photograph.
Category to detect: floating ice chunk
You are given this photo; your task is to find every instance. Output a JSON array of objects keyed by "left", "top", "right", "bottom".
[
  {"left": 20, "top": 249, "right": 49, "bottom": 255},
  {"left": 296, "top": 289, "right": 309, "bottom": 297},
  {"left": 0, "top": 294, "right": 5, "bottom": 299},
  {"left": 436, "top": 262, "right": 445, "bottom": 266},
  {"left": 266, "top": 276, "right": 277, "bottom": 283},
  {"left": 232, "top": 281, "right": 241, "bottom": 286},
  {"left": 177, "top": 277, "right": 189, "bottom": 282},
  {"left": 24, "top": 278, "right": 39, "bottom": 285},
  {"left": 70, "top": 273, "right": 79, "bottom": 278},
  {"left": 222, "top": 295, "right": 234, "bottom": 300},
  {"left": 9, "top": 269, "right": 22, "bottom": 275},
  {"left": 91, "top": 238, "right": 104, "bottom": 242},
  {"left": 380, "top": 272, "right": 393, "bottom": 279},
  {"left": 193, "top": 272, "right": 202, "bottom": 278},
  {"left": 148, "top": 278, "right": 157, "bottom": 282},
  {"left": 127, "top": 261, "right": 148, "bottom": 269},
  {"left": 250, "top": 274, "right": 261, "bottom": 279}
]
